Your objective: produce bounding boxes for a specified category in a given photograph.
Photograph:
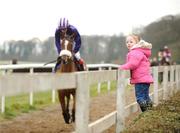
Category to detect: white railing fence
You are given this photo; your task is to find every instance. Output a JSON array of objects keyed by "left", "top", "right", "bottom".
[
  {"left": 0, "top": 63, "right": 119, "bottom": 106},
  {"left": 0, "top": 64, "right": 180, "bottom": 133}
]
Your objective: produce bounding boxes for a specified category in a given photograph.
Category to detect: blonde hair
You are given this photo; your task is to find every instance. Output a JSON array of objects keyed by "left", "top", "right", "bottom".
[{"left": 127, "top": 34, "right": 141, "bottom": 43}]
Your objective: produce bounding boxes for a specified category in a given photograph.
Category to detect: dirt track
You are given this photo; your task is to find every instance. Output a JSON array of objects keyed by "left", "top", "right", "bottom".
[{"left": 0, "top": 90, "right": 137, "bottom": 133}]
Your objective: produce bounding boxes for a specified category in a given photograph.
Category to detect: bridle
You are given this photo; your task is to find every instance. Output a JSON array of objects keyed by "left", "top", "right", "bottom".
[
  {"left": 44, "top": 30, "right": 75, "bottom": 66},
  {"left": 58, "top": 33, "right": 75, "bottom": 65}
]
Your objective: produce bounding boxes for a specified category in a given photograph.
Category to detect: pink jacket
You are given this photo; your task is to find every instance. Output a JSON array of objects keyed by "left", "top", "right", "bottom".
[{"left": 119, "top": 40, "right": 153, "bottom": 84}]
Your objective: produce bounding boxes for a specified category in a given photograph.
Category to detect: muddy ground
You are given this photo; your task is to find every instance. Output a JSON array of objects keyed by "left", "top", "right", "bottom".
[{"left": 0, "top": 90, "right": 137, "bottom": 133}]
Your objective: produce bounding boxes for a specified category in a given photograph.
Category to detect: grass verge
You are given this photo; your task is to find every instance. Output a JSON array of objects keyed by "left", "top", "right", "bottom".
[{"left": 122, "top": 91, "right": 180, "bottom": 133}]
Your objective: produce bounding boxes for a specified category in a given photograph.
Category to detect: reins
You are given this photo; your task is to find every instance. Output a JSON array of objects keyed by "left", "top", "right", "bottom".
[
  {"left": 43, "top": 57, "right": 61, "bottom": 66},
  {"left": 43, "top": 59, "right": 57, "bottom": 66}
]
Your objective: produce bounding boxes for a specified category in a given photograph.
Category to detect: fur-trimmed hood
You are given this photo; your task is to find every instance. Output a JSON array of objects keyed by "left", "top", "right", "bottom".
[
  {"left": 131, "top": 40, "right": 152, "bottom": 58},
  {"left": 131, "top": 40, "right": 152, "bottom": 49}
]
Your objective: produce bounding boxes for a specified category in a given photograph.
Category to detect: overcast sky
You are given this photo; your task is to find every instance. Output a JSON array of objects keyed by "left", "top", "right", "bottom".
[{"left": 0, "top": 0, "right": 180, "bottom": 44}]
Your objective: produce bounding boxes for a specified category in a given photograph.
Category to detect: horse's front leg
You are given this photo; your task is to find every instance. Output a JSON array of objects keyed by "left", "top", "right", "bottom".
[{"left": 58, "top": 90, "right": 70, "bottom": 124}]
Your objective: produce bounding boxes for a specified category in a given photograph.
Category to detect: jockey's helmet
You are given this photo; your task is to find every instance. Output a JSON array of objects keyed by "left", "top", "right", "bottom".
[{"left": 59, "top": 18, "right": 69, "bottom": 29}]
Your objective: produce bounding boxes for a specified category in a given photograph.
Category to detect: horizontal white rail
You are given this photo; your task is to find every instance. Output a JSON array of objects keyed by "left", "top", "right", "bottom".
[
  {"left": 0, "top": 63, "right": 119, "bottom": 70},
  {"left": 0, "top": 70, "right": 117, "bottom": 97},
  {"left": 0, "top": 73, "right": 76, "bottom": 96}
]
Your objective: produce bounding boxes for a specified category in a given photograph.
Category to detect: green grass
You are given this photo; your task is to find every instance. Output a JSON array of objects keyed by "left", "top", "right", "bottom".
[
  {"left": 0, "top": 81, "right": 117, "bottom": 121},
  {"left": 122, "top": 91, "right": 180, "bottom": 133},
  {"left": 0, "top": 91, "right": 56, "bottom": 121},
  {"left": 90, "top": 81, "right": 117, "bottom": 97}
]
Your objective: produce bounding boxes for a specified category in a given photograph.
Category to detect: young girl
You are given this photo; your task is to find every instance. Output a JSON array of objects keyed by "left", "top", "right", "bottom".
[{"left": 119, "top": 34, "right": 153, "bottom": 112}]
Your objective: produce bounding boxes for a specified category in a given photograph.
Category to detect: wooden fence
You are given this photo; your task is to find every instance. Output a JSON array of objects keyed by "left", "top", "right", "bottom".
[
  {"left": 0, "top": 64, "right": 180, "bottom": 133},
  {"left": 0, "top": 63, "right": 118, "bottom": 106}
]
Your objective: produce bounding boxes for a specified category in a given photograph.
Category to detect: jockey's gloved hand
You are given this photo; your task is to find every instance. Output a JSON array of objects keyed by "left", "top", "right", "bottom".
[
  {"left": 74, "top": 52, "right": 81, "bottom": 60},
  {"left": 79, "top": 58, "right": 84, "bottom": 65}
]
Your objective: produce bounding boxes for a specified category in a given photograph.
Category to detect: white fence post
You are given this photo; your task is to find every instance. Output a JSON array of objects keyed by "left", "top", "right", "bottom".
[
  {"left": 51, "top": 67, "right": 56, "bottom": 103},
  {"left": 1, "top": 70, "right": 6, "bottom": 113},
  {"left": 170, "top": 66, "right": 174, "bottom": 96},
  {"left": 75, "top": 72, "right": 89, "bottom": 133},
  {"left": 52, "top": 67, "right": 56, "bottom": 103},
  {"left": 52, "top": 90, "right": 56, "bottom": 103},
  {"left": 176, "top": 65, "right": 180, "bottom": 91},
  {"left": 107, "top": 67, "right": 112, "bottom": 92},
  {"left": 97, "top": 67, "right": 102, "bottom": 94},
  {"left": 1, "top": 96, "right": 5, "bottom": 113},
  {"left": 116, "top": 70, "right": 126, "bottom": 133},
  {"left": 176, "top": 66, "right": 179, "bottom": 90},
  {"left": 163, "top": 66, "right": 168, "bottom": 100},
  {"left": 29, "top": 68, "right": 34, "bottom": 106},
  {"left": 153, "top": 67, "right": 159, "bottom": 106}
]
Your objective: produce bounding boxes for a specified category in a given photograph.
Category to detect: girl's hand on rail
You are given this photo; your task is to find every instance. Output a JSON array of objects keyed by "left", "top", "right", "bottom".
[{"left": 118, "top": 65, "right": 122, "bottom": 70}]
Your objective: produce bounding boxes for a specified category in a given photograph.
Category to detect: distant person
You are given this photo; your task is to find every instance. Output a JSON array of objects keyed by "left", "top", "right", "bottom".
[
  {"left": 54, "top": 18, "right": 84, "bottom": 72},
  {"left": 151, "top": 57, "right": 159, "bottom": 66},
  {"left": 158, "top": 49, "right": 163, "bottom": 65},
  {"left": 119, "top": 34, "right": 153, "bottom": 112},
  {"left": 162, "top": 45, "right": 171, "bottom": 65}
]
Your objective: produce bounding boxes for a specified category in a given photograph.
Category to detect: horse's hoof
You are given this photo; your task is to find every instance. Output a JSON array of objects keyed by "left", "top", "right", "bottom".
[{"left": 63, "top": 112, "right": 70, "bottom": 124}]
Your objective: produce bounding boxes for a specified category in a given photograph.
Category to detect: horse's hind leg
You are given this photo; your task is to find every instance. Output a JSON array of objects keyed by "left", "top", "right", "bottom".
[
  {"left": 66, "top": 94, "right": 75, "bottom": 123},
  {"left": 71, "top": 93, "right": 76, "bottom": 122}
]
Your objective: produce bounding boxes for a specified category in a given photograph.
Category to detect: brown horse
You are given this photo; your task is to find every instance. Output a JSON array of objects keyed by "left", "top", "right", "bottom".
[{"left": 56, "top": 32, "right": 84, "bottom": 124}]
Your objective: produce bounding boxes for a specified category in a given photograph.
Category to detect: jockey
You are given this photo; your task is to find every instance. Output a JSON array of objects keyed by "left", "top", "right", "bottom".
[{"left": 54, "top": 18, "right": 84, "bottom": 71}]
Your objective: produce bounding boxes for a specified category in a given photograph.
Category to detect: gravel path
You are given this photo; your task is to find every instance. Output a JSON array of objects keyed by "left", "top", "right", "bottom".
[{"left": 0, "top": 92, "right": 117, "bottom": 133}]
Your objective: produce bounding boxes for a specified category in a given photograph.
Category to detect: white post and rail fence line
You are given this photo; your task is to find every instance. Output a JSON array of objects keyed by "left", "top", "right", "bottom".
[
  {"left": 0, "top": 63, "right": 119, "bottom": 106},
  {"left": 0, "top": 64, "right": 180, "bottom": 133}
]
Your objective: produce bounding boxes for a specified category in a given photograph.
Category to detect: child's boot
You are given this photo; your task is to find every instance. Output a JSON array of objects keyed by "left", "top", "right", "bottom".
[
  {"left": 147, "top": 100, "right": 153, "bottom": 110},
  {"left": 139, "top": 101, "right": 147, "bottom": 112}
]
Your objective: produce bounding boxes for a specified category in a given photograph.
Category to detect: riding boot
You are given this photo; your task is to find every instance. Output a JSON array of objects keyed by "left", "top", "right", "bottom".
[
  {"left": 78, "top": 58, "right": 85, "bottom": 71},
  {"left": 74, "top": 58, "right": 85, "bottom": 71}
]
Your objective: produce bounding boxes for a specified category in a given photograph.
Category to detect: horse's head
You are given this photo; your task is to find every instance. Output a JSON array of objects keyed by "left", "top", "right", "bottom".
[{"left": 59, "top": 33, "right": 75, "bottom": 65}]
